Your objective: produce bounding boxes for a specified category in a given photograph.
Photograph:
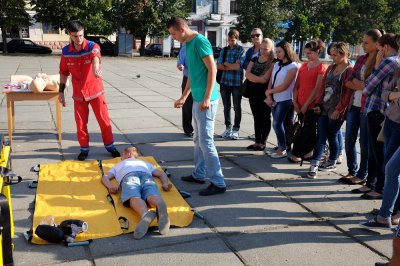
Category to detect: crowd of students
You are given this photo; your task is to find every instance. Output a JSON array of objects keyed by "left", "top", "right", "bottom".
[{"left": 214, "top": 27, "right": 400, "bottom": 224}]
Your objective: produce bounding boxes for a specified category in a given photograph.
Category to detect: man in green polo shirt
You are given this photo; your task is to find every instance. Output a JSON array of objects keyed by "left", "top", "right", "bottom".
[{"left": 167, "top": 16, "right": 226, "bottom": 196}]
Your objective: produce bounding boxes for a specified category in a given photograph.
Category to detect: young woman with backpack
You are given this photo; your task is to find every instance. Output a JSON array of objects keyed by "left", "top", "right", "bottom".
[{"left": 306, "top": 42, "right": 353, "bottom": 179}]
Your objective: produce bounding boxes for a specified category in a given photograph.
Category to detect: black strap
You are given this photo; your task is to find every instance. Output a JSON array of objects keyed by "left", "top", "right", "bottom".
[
  {"left": 0, "top": 193, "right": 13, "bottom": 265},
  {"left": 221, "top": 47, "right": 227, "bottom": 64},
  {"left": 98, "top": 160, "right": 129, "bottom": 230}
]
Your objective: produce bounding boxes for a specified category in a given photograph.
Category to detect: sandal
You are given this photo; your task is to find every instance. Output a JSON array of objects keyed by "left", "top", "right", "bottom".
[{"left": 287, "top": 156, "right": 301, "bottom": 163}]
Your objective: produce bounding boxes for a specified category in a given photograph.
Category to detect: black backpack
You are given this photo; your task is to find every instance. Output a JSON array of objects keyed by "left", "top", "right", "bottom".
[{"left": 291, "top": 109, "right": 318, "bottom": 166}]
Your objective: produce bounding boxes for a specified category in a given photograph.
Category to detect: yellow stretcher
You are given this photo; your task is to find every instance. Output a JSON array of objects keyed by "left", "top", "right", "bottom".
[
  {"left": 31, "top": 157, "right": 193, "bottom": 244},
  {"left": 0, "top": 137, "right": 15, "bottom": 266}
]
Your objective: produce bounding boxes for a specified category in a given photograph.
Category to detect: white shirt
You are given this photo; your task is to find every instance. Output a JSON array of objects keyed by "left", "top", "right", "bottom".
[
  {"left": 271, "top": 61, "right": 299, "bottom": 102},
  {"left": 352, "top": 65, "right": 365, "bottom": 107},
  {"left": 108, "top": 158, "right": 156, "bottom": 183}
]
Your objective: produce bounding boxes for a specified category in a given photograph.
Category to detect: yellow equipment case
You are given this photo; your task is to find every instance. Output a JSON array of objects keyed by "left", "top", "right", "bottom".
[{"left": 0, "top": 134, "right": 21, "bottom": 266}]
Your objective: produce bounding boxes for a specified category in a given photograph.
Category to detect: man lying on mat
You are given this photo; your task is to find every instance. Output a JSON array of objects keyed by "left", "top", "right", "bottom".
[{"left": 101, "top": 146, "right": 172, "bottom": 239}]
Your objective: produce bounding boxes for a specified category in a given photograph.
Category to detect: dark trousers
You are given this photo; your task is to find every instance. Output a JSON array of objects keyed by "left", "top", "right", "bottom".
[
  {"left": 220, "top": 84, "right": 242, "bottom": 130},
  {"left": 365, "top": 110, "right": 385, "bottom": 193},
  {"left": 248, "top": 82, "right": 271, "bottom": 144},
  {"left": 181, "top": 76, "right": 193, "bottom": 134}
]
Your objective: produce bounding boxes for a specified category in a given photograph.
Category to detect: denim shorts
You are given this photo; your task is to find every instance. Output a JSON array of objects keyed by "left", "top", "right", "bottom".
[{"left": 120, "top": 171, "right": 161, "bottom": 206}]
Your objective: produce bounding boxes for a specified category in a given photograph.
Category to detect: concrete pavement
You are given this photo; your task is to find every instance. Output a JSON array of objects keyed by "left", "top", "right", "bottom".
[{"left": 0, "top": 55, "right": 392, "bottom": 266}]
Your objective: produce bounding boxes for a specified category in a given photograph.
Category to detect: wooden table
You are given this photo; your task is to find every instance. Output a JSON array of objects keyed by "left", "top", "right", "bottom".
[{"left": 5, "top": 91, "right": 62, "bottom": 143}]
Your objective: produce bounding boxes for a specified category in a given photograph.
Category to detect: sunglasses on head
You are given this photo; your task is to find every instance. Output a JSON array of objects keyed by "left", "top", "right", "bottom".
[{"left": 251, "top": 34, "right": 261, "bottom": 38}]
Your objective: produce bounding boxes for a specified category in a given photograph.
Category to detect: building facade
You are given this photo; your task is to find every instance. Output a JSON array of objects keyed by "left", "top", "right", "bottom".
[{"left": 189, "top": 0, "right": 239, "bottom": 48}]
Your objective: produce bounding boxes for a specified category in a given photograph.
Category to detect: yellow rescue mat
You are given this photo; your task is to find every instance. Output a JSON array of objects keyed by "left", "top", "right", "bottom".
[{"left": 31, "top": 157, "right": 193, "bottom": 244}]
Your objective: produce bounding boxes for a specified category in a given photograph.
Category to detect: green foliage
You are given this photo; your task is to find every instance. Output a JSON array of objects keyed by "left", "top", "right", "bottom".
[
  {"left": 330, "top": 0, "right": 390, "bottom": 44},
  {"left": 31, "top": 0, "right": 116, "bottom": 35},
  {"left": 0, "top": 0, "right": 31, "bottom": 31},
  {"left": 236, "top": 0, "right": 285, "bottom": 43},
  {"left": 120, "top": 0, "right": 190, "bottom": 38}
]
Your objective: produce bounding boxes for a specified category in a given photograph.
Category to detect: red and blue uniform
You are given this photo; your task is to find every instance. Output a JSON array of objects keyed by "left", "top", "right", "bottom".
[{"left": 59, "top": 38, "right": 115, "bottom": 153}]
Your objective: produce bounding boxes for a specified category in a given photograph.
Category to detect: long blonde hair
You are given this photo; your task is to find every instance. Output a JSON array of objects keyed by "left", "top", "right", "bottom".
[{"left": 364, "top": 29, "right": 383, "bottom": 80}]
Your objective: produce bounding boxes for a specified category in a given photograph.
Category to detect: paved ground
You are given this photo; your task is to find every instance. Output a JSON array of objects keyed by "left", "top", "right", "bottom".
[{"left": 0, "top": 55, "right": 393, "bottom": 266}]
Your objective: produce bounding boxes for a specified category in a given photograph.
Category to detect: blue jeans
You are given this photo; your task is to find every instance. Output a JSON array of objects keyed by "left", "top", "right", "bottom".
[
  {"left": 121, "top": 171, "right": 161, "bottom": 205},
  {"left": 311, "top": 115, "right": 344, "bottom": 165},
  {"left": 345, "top": 106, "right": 368, "bottom": 178},
  {"left": 192, "top": 100, "right": 226, "bottom": 188},
  {"left": 338, "top": 128, "right": 343, "bottom": 154},
  {"left": 272, "top": 100, "right": 292, "bottom": 151},
  {"left": 220, "top": 85, "right": 242, "bottom": 130},
  {"left": 379, "top": 146, "right": 400, "bottom": 218}
]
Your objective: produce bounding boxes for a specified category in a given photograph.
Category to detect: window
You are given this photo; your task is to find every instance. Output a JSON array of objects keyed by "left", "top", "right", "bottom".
[
  {"left": 207, "top": 31, "right": 216, "bottom": 46},
  {"left": 230, "top": 0, "right": 237, "bottom": 14},
  {"left": 42, "top": 23, "right": 58, "bottom": 34},
  {"left": 191, "top": 0, "right": 196, "bottom": 13},
  {"left": 211, "top": 0, "right": 218, "bottom": 14}
]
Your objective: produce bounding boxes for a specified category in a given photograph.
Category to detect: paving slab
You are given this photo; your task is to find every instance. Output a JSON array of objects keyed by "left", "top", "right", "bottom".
[
  {"left": 226, "top": 223, "right": 385, "bottom": 266},
  {"left": 191, "top": 182, "right": 316, "bottom": 233},
  {"left": 94, "top": 238, "right": 244, "bottom": 266}
]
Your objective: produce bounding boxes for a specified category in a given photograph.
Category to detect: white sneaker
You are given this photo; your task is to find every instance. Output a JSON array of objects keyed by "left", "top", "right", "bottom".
[
  {"left": 306, "top": 165, "right": 318, "bottom": 179},
  {"left": 265, "top": 146, "right": 278, "bottom": 155},
  {"left": 270, "top": 151, "right": 287, "bottom": 159},
  {"left": 248, "top": 134, "right": 255, "bottom": 140},
  {"left": 220, "top": 128, "right": 232, "bottom": 139},
  {"left": 230, "top": 130, "right": 239, "bottom": 140}
]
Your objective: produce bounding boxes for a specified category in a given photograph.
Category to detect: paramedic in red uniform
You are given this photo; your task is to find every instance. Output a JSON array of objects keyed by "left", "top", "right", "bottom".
[{"left": 58, "top": 20, "right": 120, "bottom": 161}]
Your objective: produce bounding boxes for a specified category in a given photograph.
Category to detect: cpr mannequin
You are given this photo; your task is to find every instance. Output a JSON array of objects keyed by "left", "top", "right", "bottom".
[{"left": 29, "top": 73, "right": 69, "bottom": 93}]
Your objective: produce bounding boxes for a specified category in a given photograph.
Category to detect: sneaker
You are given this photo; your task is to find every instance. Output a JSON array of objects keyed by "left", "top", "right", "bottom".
[
  {"left": 359, "top": 217, "right": 393, "bottom": 230},
  {"left": 319, "top": 160, "right": 337, "bottom": 172},
  {"left": 337, "top": 154, "right": 343, "bottom": 164},
  {"left": 306, "top": 165, "right": 318, "bottom": 179},
  {"left": 230, "top": 130, "right": 239, "bottom": 140},
  {"left": 134, "top": 210, "right": 157, "bottom": 239},
  {"left": 184, "top": 132, "right": 194, "bottom": 137},
  {"left": 181, "top": 175, "right": 205, "bottom": 184},
  {"left": 220, "top": 128, "right": 232, "bottom": 139},
  {"left": 265, "top": 146, "right": 279, "bottom": 155},
  {"left": 109, "top": 148, "right": 120, "bottom": 158},
  {"left": 77, "top": 152, "right": 88, "bottom": 161},
  {"left": 156, "top": 201, "right": 170, "bottom": 235},
  {"left": 248, "top": 134, "right": 255, "bottom": 140},
  {"left": 199, "top": 183, "right": 226, "bottom": 196},
  {"left": 270, "top": 151, "right": 287, "bottom": 159}
]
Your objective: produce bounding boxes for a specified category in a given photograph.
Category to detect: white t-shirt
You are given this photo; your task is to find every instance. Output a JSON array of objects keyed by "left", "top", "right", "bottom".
[
  {"left": 271, "top": 61, "right": 299, "bottom": 102},
  {"left": 352, "top": 65, "right": 365, "bottom": 107},
  {"left": 108, "top": 158, "right": 156, "bottom": 183}
]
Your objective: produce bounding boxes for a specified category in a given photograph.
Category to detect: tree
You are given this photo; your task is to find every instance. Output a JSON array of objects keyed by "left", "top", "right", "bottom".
[
  {"left": 31, "top": 0, "right": 116, "bottom": 36},
  {"left": 329, "top": 0, "right": 390, "bottom": 44},
  {"left": 0, "top": 0, "right": 31, "bottom": 55},
  {"left": 236, "top": 0, "right": 285, "bottom": 43},
  {"left": 283, "top": 0, "right": 333, "bottom": 42},
  {"left": 384, "top": 0, "right": 400, "bottom": 34},
  {"left": 120, "top": 0, "right": 190, "bottom": 56}
]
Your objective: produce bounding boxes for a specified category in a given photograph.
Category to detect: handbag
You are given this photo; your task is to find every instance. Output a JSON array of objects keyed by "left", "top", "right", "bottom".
[
  {"left": 241, "top": 79, "right": 249, "bottom": 98},
  {"left": 216, "top": 47, "right": 227, "bottom": 84}
]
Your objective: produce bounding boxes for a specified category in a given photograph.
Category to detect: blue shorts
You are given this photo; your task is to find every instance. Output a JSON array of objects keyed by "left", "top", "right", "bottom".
[{"left": 120, "top": 171, "right": 161, "bottom": 207}]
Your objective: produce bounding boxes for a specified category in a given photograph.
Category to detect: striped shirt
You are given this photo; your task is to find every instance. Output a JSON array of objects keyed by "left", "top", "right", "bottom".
[
  {"left": 217, "top": 44, "right": 245, "bottom": 87},
  {"left": 363, "top": 56, "right": 399, "bottom": 114}
]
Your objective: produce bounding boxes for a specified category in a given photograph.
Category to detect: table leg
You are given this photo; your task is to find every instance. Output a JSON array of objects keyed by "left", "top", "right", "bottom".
[
  {"left": 56, "top": 100, "right": 62, "bottom": 143},
  {"left": 11, "top": 101, "right": 15, "bottom": 131},
  {"left": 6, "top": 97, "right": 12, "bottom": 142}
]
